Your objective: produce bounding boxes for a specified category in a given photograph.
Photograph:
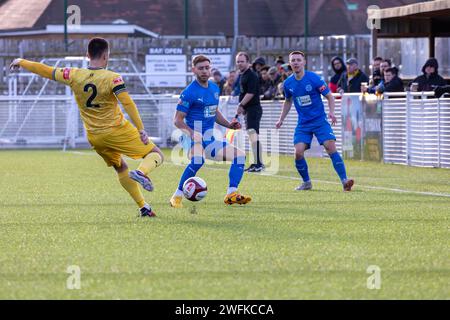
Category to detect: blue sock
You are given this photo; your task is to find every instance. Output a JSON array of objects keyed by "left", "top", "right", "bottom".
[
  {"left": 329, "top": 152, "right": 347, "bottom": 182},
  {"left": 229, "top": 156, "right": 246, "bottom": 188},
  {"left": 177, "top": 156, "right": 204, "bottom": 190},
  {"left": 295, "top": 158, "right": 310, "bottom": 182}
]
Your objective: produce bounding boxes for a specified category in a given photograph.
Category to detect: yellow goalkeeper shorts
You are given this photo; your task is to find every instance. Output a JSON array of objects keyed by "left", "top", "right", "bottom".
[{"left": 87, "top": 121, "right": 156, "bottom": 167}]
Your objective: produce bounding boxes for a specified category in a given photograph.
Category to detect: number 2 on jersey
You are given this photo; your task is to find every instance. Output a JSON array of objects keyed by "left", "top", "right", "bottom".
[{"left": 84, "top": 84, "right": 100, "bottom": 108}]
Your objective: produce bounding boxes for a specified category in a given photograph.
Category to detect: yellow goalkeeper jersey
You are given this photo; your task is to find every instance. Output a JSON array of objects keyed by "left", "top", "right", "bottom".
[{"left": 52, "top": 67, "right": 128, "bottom": 133}]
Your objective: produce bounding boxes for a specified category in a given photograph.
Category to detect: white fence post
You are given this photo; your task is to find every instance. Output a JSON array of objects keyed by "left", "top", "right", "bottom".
[
  {"left": 437, "top": 97, "right": 441, "bottom": 168},
  {"left": 406, "top": 91, "right": 411, "bottom": 166}
]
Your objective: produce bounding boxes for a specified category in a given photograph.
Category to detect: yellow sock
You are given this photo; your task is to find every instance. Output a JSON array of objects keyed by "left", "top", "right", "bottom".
[
  {"left": 118, "top": 169, "right": 146, "bottom": 208},
  {"left": 137, "top": 152, "right": 162, "bottom": 176}
]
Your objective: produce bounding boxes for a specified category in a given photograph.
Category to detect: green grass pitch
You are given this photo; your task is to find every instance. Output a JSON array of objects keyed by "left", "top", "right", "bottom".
[{"left": 0, "top": 149, "right": 449, "bottom": 299}]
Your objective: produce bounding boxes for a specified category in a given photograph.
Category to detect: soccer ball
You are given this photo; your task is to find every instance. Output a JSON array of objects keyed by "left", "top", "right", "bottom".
[{"left": 182, "top": 177, "right": 207, "bottom": 201}]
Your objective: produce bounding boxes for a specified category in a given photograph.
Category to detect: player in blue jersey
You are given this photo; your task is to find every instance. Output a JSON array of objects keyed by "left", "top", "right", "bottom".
[
  {"left": 170, "top": 55, "right": 252, "bottom": 208},
  {"left": 275, "top": 51, "right": 354, "bottom": 191}
]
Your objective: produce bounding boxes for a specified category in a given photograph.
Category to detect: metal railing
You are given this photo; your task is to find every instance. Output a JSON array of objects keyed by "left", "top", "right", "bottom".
[
  {"left": 1, "top": 88, "right": 449, "bottom": 169},
  {"left": 383, "top": 92, "right": 450, "bottom": 168},
  {"left": 0, "top": 94, "right": 343, "bottom": 155}
]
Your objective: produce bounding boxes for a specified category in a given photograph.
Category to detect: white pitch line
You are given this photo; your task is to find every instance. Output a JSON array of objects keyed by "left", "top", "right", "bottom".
[
  {"left": 261, "top": 173, "right": 450, "bottom": 198},
  {"left": 67, "top": 151, "right": 450, "bottom": 199},
  {"left": 68, "top": 151, "right": 92, "bottom": 156}
]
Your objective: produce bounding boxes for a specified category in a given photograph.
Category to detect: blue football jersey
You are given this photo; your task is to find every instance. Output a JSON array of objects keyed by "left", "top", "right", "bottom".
[
  {"left": 176, "top": 80, "right": 220, "bottom": 133},
  {"left": 283, "top": 71, "right": 330, "bottom": 125}
]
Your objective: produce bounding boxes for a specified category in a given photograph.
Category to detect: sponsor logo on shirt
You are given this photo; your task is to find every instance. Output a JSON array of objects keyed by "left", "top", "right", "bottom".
[
  {"left": 113, "top": 76, "right": 123, "bottom": 85},
  {"left": 63, "top": 68, "right": 71, "bottom": 80},
  {"left": 296, "top": 95, "right": 312, "bottom": 106},
  {"left": 319, "top": 84, "right": 327, "bottom": 92},
  {"left": 204, "top": 104, "right": 218, "bottom": 118}
]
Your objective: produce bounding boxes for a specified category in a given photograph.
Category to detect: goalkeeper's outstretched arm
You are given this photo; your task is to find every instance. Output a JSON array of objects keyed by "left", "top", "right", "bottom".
[{"left": 10, "top": 58, "right": 54, "bottom": 80}]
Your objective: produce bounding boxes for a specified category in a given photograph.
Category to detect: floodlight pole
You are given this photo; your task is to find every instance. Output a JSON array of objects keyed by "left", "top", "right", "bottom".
[
  {"left": 64, "top": 0, "right": 68, "bottom": 52},
  {"left": 234, "top": 0, "right": 238, "bottom": 40},
  {"left": 231, "top": 0, "right": 239, "bottom": 69},
  {"left": 184, "top": 0, "right": 189, "bottom": 39},
  {"left": 304, "top": 0, "right": 309, "bottom": 52}
]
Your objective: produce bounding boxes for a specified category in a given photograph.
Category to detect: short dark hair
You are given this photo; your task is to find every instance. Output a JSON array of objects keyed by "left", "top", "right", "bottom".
[
  {"left": 192, "top": 55, "right": 211, "bottom": 66},
  {"left": 236, "top": 52, "right": 250, "bottom": 62},
  {"left": 275, "top": 56, "right": 285, "bottom": 64},
  {"left": 383, "top": 59, "right": 392, "bottom": 66},
  {"left": 385, "top": 67, "right": 398, "bottom": 75},
  {"left": 289, "top": 51, "right": 306, "bottom": 59},
  {"left": 374, "top": 56, "right": 383, "bottom": 62},
  {"left": 88, "top": 37, "right": 109, "bottom": 59},
  {"left": 260, "top": 65, "right": 270, "bottom": 72}
]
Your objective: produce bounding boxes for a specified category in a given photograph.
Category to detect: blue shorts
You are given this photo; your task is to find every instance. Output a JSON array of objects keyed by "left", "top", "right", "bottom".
[
  {"left": 180, "top": 134, "right": 228, "bottom": 158},
  {"left": 293, "top": 120, "right": 336, "bottom": 148}
]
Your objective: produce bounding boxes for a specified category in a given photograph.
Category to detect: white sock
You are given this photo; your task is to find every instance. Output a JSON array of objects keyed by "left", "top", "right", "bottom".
[
  {"left": 174, "top": 189, "right": 183, "bottom": 197},
  {"left": 227, "top": 187, "right": 237, "bottom": 195},
  {"left": 140, "top": 203, "right": 150, "bottom": 210}
]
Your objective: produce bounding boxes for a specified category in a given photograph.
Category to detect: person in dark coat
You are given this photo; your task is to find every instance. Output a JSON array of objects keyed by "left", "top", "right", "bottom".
[
  {"left": 370, "top": 56, "right": 383, "bottom": 87},
  {"left": 382, "top": 67, "right": 404, "bottom": 93},
  {"left": 328, "top": 56, "right": 346, "bottom": 93},
  {"left": 364, "top": 67, "right": 404, "bottom": 95},
  {"left": 337, "top": 58, "right": 369, "bottom": 93},
  {"left": 251, "top": 56, "right": 266, "bottom": 75},
  {"left": 409, "top": 58, "right": 446, "bottom": 92}
]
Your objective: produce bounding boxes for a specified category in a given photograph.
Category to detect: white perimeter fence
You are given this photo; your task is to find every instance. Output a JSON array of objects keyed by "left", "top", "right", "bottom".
[{"left": 1, "top": 90, "right": 449, "bottom": 169}]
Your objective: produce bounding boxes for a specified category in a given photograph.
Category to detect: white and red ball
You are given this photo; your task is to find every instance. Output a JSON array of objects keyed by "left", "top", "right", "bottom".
[{"left": 182, "top": 177, "right": 207, "bottom": 201}]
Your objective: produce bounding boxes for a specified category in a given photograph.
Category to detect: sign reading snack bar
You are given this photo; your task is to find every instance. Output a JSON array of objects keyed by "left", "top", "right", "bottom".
[
  {"left": 146, "top": 48, "right": 187, "bottom": 87},
  {"left": 192, "top": 47, "right": 232, "bottom": 76}
]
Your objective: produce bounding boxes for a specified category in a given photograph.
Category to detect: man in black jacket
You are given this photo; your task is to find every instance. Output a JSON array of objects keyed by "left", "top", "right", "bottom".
[
  {"left": 382, "top": 67, "right": 404, "bottom": 93},
  {"left": 410, "top": 58, "right": 446, "bottom": 92},
  {"left": 371, "top": 56, "right": 383, "bottom": 86},
  {"left": 363, "top": 67, "right": 404, "bottom": 95},
  {"left": 337, "top": 58, "right": 369, "bottom": 93},
  {"left": 236, "top": 52, "right": 264, "bottom": 172}
]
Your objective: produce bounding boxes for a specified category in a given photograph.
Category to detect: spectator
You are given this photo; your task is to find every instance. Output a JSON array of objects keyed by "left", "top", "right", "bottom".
[
  {"left": 259, "top": 65, "right": 271, "bottom": 95},
  {"left": 274, "top": 56, "right": 285, "bottom": 70},
  {"left": 212, "top": 69, "right": 225, "bottom": 95},
  {"left": 367, "top": 59, "right": 392, "bottom": 93},
  {"left": 252, "top": 56, "right": 266, "bottom": 75},
  {"left": 329, "top": 56, "right": 346, "bottom": 93},
  {"left": 278, "top": 63, "right": 292, "bottom": 84},
  {"left": 383, "top": 67, "right": 404, "bottom": 93},
  {"left": 277, "top": 64, "right": 293, "bottom": 98},
  {"left": 337, "top": 58, "right": 369, "bottom": 93},
  {"left": 280, "top": 63, "right": 293, "bottom": 80},
  {"left": 363, "top": 67, "right": 404, "bottom": 95},
  {"left": 380, "top": 59, "right": 392, "bottom": 76},
  {"left": 409, "top": 58, "right": 446, "bottom": 92},
  {"left": 251, "top": 56, "right": 267, "bottom": 91},
  {"left": 222, "top": 70, "right": 237, "bottom": 96},
  {"left": 370, "top": 56, "right": 383, "bottom": 87},
  {"left": 262, "top": 66, "right": 281, "bottom": 100}
]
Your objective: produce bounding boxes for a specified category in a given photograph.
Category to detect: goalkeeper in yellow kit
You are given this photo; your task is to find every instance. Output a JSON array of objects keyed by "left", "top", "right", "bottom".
[{"left": 10, "top": 38, "right": 163, "bottom": 218}]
